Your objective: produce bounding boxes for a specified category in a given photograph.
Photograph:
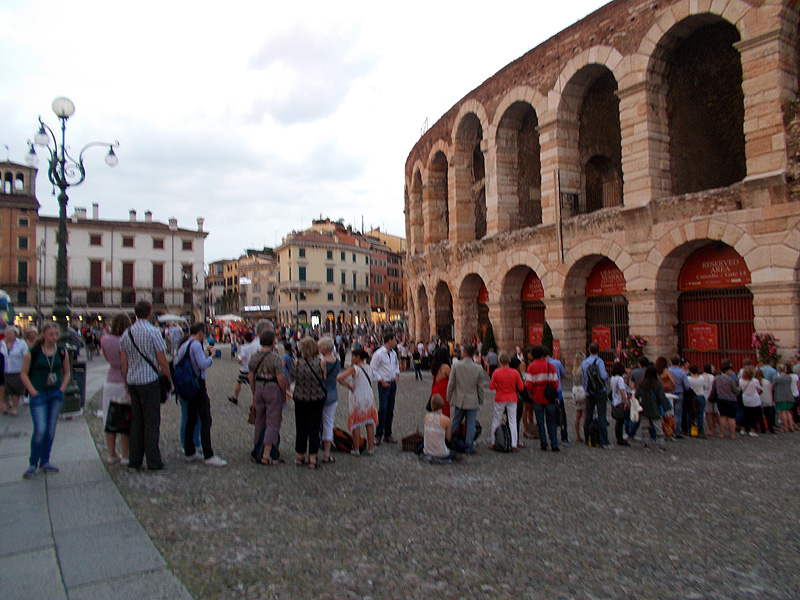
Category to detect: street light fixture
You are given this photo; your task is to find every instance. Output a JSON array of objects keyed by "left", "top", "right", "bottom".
[{"left": 27, "top": 96, "right": 119, "bottom": 413}]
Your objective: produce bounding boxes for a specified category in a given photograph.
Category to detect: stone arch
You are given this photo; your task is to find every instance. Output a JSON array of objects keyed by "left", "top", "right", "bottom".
[
  {"left": 562, "top": 239, "right": 634, "bottom": 296},
  {"left": 452, "top": 102, "right": 489, "bottom": 243},
  {"left": 434, "top": 280, "right": 454, "bottom": 342},
  {"left": 555, "top": 59, "right": 623, "bottom": 216},
  {"left": 645, "top": 13, "right": 746, "bottom": 196},
  {"left": 457, "top": 273, "right": 488, "bottom": 343},
  {"left": 500, "top": 264, "right": 547, "bottom": 350},
  {"left": 409, "top": 166, "right": 424, "bottom": 254},
  {"left": 493, "top": 94, "right": 543, "bottom": 231},
  {"left": 491, "top": 85, "right": 548, "bottom": 129},
  {"left": 553, "top": 45, "right": 626, "bottom": 105},
  {"left": 424, "top": 150, "right": 450, "bottom": 245}
]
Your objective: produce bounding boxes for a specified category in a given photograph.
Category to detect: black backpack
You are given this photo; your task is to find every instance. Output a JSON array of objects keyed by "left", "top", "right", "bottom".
[
  {"left": 587, "top": 416, "right": 602, "bottom": 447},
  {"left": 493, "top": 418, "right": 512, "bottom": 453},
  {"left": 586, "top": 358, "right": 605, "bottom": 395}
]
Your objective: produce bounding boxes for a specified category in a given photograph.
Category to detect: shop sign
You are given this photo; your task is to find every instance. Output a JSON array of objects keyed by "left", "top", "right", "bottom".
[
  {"left": 592, "top": 325, "right": 612, "bottom": 351},
  {"left": 586, "top": 259, "right": 626, "bottom": 297},
  {"left": 527, "top": 323, "right": 543, "bottom": 345},
  {"left": 679, "top": 245, "right": 751, "bottom": 291},
  {"left": 687, "top": 322, "right": 718, "bottom": 352},
  {"left": 243, "top": 305, "right": 270, "bottom": 312},
  {"left": 521, "top": 271, "right": 544, "bottom": 301}
]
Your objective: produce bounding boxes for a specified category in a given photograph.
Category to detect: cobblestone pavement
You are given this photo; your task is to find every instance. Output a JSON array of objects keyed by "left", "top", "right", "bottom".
[{"left": 87, "top": 355, "right": 800, "bottom": 600}]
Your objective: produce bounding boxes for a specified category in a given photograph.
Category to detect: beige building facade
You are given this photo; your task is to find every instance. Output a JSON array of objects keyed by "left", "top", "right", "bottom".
[{"left": 405, "top": 0, "right": 800, "bottom": 369}]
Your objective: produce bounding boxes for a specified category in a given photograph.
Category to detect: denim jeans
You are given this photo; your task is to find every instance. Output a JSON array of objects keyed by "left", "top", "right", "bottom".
[
  {"left": 694, "top": 395, "right": 707, "bottom": 435},
  {"left": 532, "top": 402, "right": 559, "bottom": 449},
  {"left": 376, "top": 381, "right": 397, "bottom": 440},
  {"left": 184, "top": 381, "right": 214, "bottom": 459},
  {"left": 450, "top": 407, "right": 478, "bottom": 453},
  {"left": 28, "top": 388, "right": 64, "bottom": 467},
  {"left": 179, "top": 397, "right": 202, "bottom": 450}
]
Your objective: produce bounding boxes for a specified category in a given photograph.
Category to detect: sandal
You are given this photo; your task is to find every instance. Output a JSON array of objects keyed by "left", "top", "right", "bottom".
[
  {"left": 321, "top": 456, "right": 336, "bottom": 464},
  {"left": 259, "top": 457, "right": 279, "bottom": 466},
  {"left": 296, "top": 457, "right": 308, "bottom": 467},
  {"left": 308, "top": 460, "right": 319, "bottom": 470}
]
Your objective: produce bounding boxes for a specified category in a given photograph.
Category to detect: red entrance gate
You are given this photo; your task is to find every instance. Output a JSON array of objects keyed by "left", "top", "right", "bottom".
[
  {"left": 678, "top": 244, "right": 755, "bottom": 371},
  {"left": 521, "top": 271, "right": 545, "bottom": 345}
]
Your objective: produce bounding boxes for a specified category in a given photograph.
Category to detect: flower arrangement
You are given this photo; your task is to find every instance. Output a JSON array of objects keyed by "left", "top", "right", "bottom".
[
  {"left": 752, "top": 332, "right": 781, "bottom": 364},
  {"left": 624, "top": 334, "right": 647, "bottom": 366}
]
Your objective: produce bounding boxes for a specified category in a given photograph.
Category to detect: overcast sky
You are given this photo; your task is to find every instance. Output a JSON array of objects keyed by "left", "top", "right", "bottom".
[{"left": 1, "top": 0, "right": 607, "bottom": 264}]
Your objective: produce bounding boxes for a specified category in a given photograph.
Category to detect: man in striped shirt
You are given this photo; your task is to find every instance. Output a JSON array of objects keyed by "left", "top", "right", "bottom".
[{"left": 120, "top": 301, "right": 172, "bottom": 471}]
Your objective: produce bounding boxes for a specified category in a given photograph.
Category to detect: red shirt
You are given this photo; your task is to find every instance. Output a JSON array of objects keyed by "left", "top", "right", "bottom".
[
  {"left": 489, "top": 366, "right": 524, "bottom": 403},
  {"left": 525, "top": 358, "right": 558, "bottom": 405}
]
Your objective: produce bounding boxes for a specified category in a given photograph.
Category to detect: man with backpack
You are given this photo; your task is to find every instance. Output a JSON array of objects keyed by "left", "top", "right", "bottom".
[
  {"left": 582, "top": 342, "right": 611, "bottom": 448},
  {"left": 174, "top": 323, "right": 227, "bottom": 467},
  {"left": 526, "top": 346, "right": 561, "bottom": 452}
]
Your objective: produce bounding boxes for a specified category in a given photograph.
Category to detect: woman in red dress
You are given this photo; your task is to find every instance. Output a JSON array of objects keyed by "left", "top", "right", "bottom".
[{"left": 430, "top": 347, "right": 452, "bottom": 416}]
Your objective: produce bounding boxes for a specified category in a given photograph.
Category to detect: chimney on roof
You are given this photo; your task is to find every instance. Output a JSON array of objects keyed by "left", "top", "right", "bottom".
[
  {"left": 92, "top": 203, "right": 99, "bottom": 220},
  {"left": 129, "top": 209, "right": 136, "bottom": 223},
  {"left": 75, "top": 207, "right": 87, "bottom": 220},
  {"left": 144, "top": 210, "right": 152, "bottom": 223},
  {"left": 169, "top": 217, "right": 178, "bottom": 232},
  {"left": 197, "top": 217, "right": 204, "bottom": 232}
]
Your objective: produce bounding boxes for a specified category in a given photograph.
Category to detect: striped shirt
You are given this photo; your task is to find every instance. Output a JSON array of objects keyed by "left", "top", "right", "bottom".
[{"left": 120, "top": 319, "right": 167, "bottom": 385}]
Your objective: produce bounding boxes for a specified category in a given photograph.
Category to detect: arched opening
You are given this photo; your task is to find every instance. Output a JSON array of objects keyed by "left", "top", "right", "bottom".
[
  {"left": 14, "top": 173, "right": 24, "bottom": 191},
  {"left": 3, "top": 173, "right": 11, "bottom": 194},
  {"left": 311, "top": 310, "right": 321, "bottom": 328},
  {"left": 454, "top": 113, "right": 486, "bottom": 241},
  {"left": 338, "top": 311, "right": 345, "bottom": 327},
  {"left": 650, "top": 16, "right": 746, "bottom": 194},
  {"left": 425, "top": 152, "right": 449, "bottom": 244},
  {"left": 417, "top": 285, "right": 430, "bottom": 341},
  {"left": 298, "top": 310, "right": 308, "bottom": 325},
  {"left": 521, "top": 271, "right": 546, "bottom": 345},
  {"left": 410, "top": 170, "right": 424, "bottom": 254},
  {"left": 434, "top": 281, "right": 454, "bottom": 342},
  {"left": 326, "top": 311, "right": 335, "bottom": 330},
  {"left": 559, "top": 65, "right": 623, "bottom": 216},
  {"left": 496, "top": 101, "right": 542, "bottom": 230},
  {"left": 678, "top": 243, "right": 755, "bottom": 370},
  {"left": 585, "top": 258, "right": 629, "bottom": 364},
  {"left": 457, "top": 274, "right": 487, "bottom": 343}
]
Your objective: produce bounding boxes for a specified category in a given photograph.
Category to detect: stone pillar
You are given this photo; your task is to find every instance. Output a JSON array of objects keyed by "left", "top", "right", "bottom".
[
  {"left": 736, "top": 29, "right": 795, "bottom": 183},
  {"left": 750, "top": 282, "right": 800, "bottom": 357},
  {"left": 616, "top": 81, "right": 671, "bottom": 207},
  {"left": 627, "top": 289, "right": 679, "bottom": 360},
  {"left": 543, "top": 296, "right": 579, "bottom": 360},
  {"left": 539, "top": 117, "right": 580, "bottom": 226},
  {"left": 494, "top": 299, "right": 522, "bottom": 353},
  {"left": 484, "top": 133, "right": 504, "bottom": 236}
]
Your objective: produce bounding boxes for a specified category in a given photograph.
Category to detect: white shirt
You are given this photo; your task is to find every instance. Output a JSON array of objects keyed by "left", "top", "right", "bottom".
[
  {"left": 370, "top": 345, "right": 399, "bottom": 383},
  {"left": 1, "top": 338, "right": 28, "bottom": 373},
  {"left": 237, "top": 338, "right": 259, "bottom": 373},
  {"left": 688, "top": 373, "right": 713, "bottom": 398}
]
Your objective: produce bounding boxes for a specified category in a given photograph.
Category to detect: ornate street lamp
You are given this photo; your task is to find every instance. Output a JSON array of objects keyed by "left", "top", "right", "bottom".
[{"left": 27, "top": 96, "right": 119, "bottom": 413}]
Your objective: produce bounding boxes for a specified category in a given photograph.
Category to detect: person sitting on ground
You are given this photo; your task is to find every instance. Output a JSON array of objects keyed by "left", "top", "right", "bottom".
[{"left": 423, "top": 394, "right": 457, "bottom": 463}]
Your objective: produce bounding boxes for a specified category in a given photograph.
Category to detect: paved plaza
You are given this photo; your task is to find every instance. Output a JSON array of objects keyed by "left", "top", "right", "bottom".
[
  {"left": 95, "top": 352, "right": 800, "bottom": 600},
  {"left": 4, "top": 351, "right": 800, "bottom": 599}
]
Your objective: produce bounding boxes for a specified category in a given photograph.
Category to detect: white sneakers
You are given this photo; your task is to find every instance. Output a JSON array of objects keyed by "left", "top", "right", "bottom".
[
  {"left": 185, "top": 452, "right": 203, "bottom": 463},
  {"left": 204, "top": 455, "right": 227, "bottom": 467}
]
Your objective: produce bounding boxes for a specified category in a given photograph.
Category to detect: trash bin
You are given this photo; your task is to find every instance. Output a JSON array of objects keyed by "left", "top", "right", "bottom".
[{"left": 72, "top": 359, "right": 87, "bottom": 408}]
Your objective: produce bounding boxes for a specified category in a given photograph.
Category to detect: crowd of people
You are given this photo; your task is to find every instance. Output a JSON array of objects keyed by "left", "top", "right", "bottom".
[{"left": 8, "top": 303, "right": 800, "bottom": 479}]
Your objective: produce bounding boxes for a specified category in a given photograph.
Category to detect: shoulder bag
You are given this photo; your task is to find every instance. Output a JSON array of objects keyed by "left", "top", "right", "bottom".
[
  {"left": 543, "top": 363, "right": 559, "bottom": 403},
  {"left": 128, "top": 331, "right": 171, "bottom": 403},
  {"left": 304, "top": 357, "right": 328, "bottom": 400}
]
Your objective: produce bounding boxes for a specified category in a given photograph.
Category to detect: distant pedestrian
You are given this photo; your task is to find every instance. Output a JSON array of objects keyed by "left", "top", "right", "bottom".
[
  {"left": 319, "top": 337, "right": 341, "bottom": 464},
  {"left": 526, "top": 346, "right": 560, "bottom": 452},
  {"left": 19, "top": 323, "right": 70, "bottom": 478},
  {"left": 634, "top": 366, "right": 670, "bottom": 452},
  {"left": 571, "top": 352, "right": 586, "bottom": 443},
  {"left": 412, "top": 348, "right": 423, "bottom": 380},
  {"left": 101, "top": 314, "right": 132, "bottom": 465},
  {"left": 773, "top": 363, "right": 795, "bottom": 432},
  {"left": 372, "top": 332, "right": 400, "bottom": 445},
  {"left": 714, "top": 361, "right": 741, "bottom": 440},
  {"left": 489, "top": 351, "right": 523, "bottom": 451},
  {"left": 248, "top": 329, "right": 288, "bottom": 465},
  {"left": 447, "top": 344, "right": 485, "bottom": 454},
  {"left": 582, "top": 343, "right": 610, "bottom": 448},
  {"left": 430, "top": 347, "right": 451, "bottom": 416},
  {"left": 293, "top": 337, "right": 327, "bottom": 469},
  {"left": 1, "top": 326, "right": 27, "bottom": 416},
  {"left": 337, "top": 348, "right": 378, "bottom": 455},
  {"left": 229, "top": 331, "right": 256, "bottom": 405},
  {"left": 545, "top": 346, "right": 569, "bottom": 445}
]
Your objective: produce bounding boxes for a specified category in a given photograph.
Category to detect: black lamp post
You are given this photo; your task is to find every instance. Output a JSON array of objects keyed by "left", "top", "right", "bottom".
[{"left": 27, "top": 96, "right": 119, "bottom": 413}]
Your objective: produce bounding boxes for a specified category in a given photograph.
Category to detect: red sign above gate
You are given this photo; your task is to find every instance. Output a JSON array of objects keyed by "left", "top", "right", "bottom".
[
  {"left": 687, "top": 322, "right": 719, "bottom": 352},
  {"left": 586, "top": 259, "right": 627, "bottom": 297},
  {"left": 592, "top": 326, "right": 612, "bottom": 351},
  {"left": 522, "top": 271, "right": 544, "bottom": 301},
  {"left": 679, "top": 245, "right": 751, "bottom": 291},
  {"left": 478, "top": 283, "right": 489, "bottom": 304}
]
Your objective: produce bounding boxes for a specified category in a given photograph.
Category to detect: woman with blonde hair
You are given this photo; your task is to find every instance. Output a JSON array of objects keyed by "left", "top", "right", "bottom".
[
  {"left": 19, "top": 322, "right": 71, "bottom": 478},
  {"left": 571, "top": 351, "right": 587, "bottom": 443},
  {"left": 293, "top": 337, "right": 327, "bottom": 469},
  {"left": 100, "top": 314, "right": 132, "bottom": 464}
]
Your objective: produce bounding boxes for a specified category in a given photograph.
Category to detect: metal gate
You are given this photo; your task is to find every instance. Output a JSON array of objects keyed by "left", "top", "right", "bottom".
[
  {"left": 678, "top": 287, "right": 755, "bottom": 371},
  {"left": 586, "top": 294, "right": 629, "bottom": 363},
  {"left": 523, "top": 302, "right": 546, "bottom": 344}
]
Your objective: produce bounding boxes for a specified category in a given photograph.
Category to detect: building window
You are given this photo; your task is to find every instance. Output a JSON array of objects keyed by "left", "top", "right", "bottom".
[
  {"left": 299, "top": 266, "right": 306, "bottom": 281},
  {"left": 17, "top": 290, "right": 27, "bottom": 305},
  {"left": 288, "top": 249, "right": 291, "bottom": 258},
  {"left": 340, "top": 251, "right": 345, "bottom": 261},
  {"left": 327, "top": 250, "right": 333, "bottom": 259},
  {"left": 341, "top": 272, "right": 346, "bottom": 285},
  {"left": 89, "top": 234, "right": 102, "bottom": 246},
  {"left": 341, "top": 293, "right": 346, "bottom": 302},
  {"left": 153, "top": 238, "right": 165, "bottom": 249},
  {"left": 17, "top": 236, "right": 28, "bottom": 250},
  {"left": 299, "top": 292, "right": 307, "bottom": 300},
  {"left": 17, "top": 261, "right": 27, "bottom": 284},
  {"left": 182, "top": 239, "right": 192, "bottom": 251},
  {"left": 352, "top": 253, "right": 356, "bottom": 262},
  {"left": 299, "top": 248, "right": 306, "bottom": 258},
  {"left": 326, "top": 267, "right": 334, "bottom": 283},
  {"left": 122, "top": 236, "right": 134, "bottom": 248},
  {"left": 365, "top": 256, "right": 369, "bottom": 265},
  {"left": 328, "top": 293, "right": 334, "bottom": 301},
  {"left": 18, "top": 217, "right": 29, "bottom": 227},
  {"left": 352, "top": 273, "right": 357, "bottom": 289}
]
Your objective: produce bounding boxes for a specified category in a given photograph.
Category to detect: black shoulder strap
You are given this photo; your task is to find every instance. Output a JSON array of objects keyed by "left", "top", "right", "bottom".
[
  {"left": 304, "top": 357, "right": 327, "bottom": 395},
  {"left": 127, "top": 329, "right": 160, "bottom": 376},
  {"left": 357, "top": 365, "right": 372, "bottom": 387}
]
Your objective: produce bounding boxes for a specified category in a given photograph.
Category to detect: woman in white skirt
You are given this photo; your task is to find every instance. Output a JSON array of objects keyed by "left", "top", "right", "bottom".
[{"left": 100, "top": 314, "right": 131, "bottom": 464}]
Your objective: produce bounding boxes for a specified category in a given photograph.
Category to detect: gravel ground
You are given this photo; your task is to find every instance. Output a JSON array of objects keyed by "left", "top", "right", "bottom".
[{"left": 86, "top": 354, "right": 800, "bottom": 600}]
